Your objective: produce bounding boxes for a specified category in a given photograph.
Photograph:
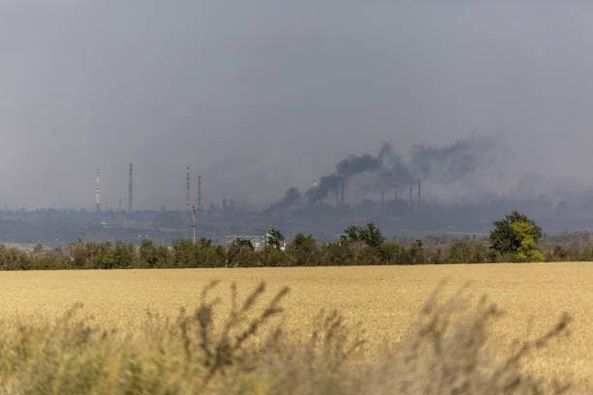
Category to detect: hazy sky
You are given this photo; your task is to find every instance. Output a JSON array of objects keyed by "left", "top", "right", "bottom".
[{"left": 2, "top": 0, "right": 593, "bottom": 209}]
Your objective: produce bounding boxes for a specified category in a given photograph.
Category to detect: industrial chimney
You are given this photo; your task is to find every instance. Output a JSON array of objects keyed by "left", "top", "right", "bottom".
[
  {"left": 128, "top": 163, "right": 134, "bottom": 213},
  {"left": 95, "top": 168, "right": 101, "bottom": 212}
]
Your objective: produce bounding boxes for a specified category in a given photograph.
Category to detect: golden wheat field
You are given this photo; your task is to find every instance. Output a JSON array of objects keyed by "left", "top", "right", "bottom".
[{"left": 0, "top": 263, "right": 591, "bottom": 388}]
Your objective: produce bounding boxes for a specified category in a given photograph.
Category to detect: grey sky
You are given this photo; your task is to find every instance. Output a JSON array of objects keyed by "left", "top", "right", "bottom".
[{"left": 1, "top": 0, "right": 593, "bottom": 209}]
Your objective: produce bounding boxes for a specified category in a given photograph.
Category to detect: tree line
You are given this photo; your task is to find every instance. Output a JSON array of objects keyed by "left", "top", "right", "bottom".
[{"left": 0, "top": 211, "right": 588, "bottom": 270}]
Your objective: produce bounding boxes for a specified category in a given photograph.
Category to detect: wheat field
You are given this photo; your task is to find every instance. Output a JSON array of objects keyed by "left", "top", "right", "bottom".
[{"left": 0, "top": 263, "right": 591, "bottom": 388}]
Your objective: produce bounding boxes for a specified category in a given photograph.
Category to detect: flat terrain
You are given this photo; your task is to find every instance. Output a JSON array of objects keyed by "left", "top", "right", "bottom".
[{"left": 0, "top": 263, "right": 591, "bottom": 386}]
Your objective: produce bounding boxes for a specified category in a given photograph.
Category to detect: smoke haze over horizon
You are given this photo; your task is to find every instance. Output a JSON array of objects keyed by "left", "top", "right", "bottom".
[{"left": 2, "top": 1, "right": 593, "bottom": 210}]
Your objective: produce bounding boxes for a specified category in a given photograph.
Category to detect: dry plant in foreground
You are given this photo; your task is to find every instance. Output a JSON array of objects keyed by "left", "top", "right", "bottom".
[
  {"left": 0, "top": 281, "right": 574, "bottom": 395},
  {"left": 365, "top": 285, "right": 573, "bottom": 395}
]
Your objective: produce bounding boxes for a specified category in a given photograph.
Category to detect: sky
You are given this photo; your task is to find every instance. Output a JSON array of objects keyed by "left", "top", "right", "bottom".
[{"left": 1, "top": 0, "right": 593, "bottom": 209}]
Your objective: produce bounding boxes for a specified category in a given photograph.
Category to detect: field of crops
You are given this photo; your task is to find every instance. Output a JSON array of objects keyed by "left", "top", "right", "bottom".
[{"left": 0, "top": 263, "right": 591, "bottom": 390}]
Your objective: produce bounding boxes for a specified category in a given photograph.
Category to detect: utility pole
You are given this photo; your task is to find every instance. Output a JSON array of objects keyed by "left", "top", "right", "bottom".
[
  {"left": 197, "top": 174, "right": 202, "bottom": 214},
  {"left": 186, "top": 166, "right": 191, "bottom": 210},
  {"left": 190, "top": 199, "right": 198, "bottom": 245}
]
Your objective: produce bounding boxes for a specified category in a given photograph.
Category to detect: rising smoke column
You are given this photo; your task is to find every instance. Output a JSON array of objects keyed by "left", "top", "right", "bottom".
[
  {"left": 266, "top": 187, "right": 302, "bottom": 213},
  {"left": 410, "top": 135, "right": 498, "bottom": 183},
  {"left": 268, "top": 135, "right": 505, "bottom": 211},
  {"left": 306, "top": 147, "right": 388, "bottom": 205}
]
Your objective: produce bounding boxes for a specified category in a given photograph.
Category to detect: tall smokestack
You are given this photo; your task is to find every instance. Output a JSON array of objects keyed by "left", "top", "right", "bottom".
[
  {"left": 95, "top": 168, "right": 101, "bottom": 212},
  {"left": 128, "top": 163, "right": 134, "bottom": 213}
]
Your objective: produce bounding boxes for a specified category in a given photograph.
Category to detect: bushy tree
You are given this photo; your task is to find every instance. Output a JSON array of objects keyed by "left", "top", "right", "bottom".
[
  {"left": 139, "top": 240, "right": 171, "bottom": 268},
  {"left": 321, "top": 242, "right": 353, "bottom": 266},
  {"left": 362, "top": 223, "right": 385, "bottom": 248},
  {"left": 407, "top": 240, "right": 425, "bottom": 264},
  {"left": 340, "top": 223, "right": 385, "bottom": 248},
  {"left": 265, "top": 228, "right": 285, "bottom": 250},
  {"left": 375, "top": 242, "right": 408, "bottom": 265},
  {"left": 227, "top": 239, "right": 260, "bottom": 267},
  {"left": 287, "top": 233, "right": 319, "bottom": 266},
  {"left": 172, "top": 239, "right": 195, "bottom": 267},
  {"left": 446, "top": 240, "right": 489, "bottom": 264},
  {"left": 195, "top": 239, "right": 226, "bottom": 267},
  {"left": 172, "top": 239, "right": 226, "bottom": 268},
  {"left": 259, "top": 246, "right": 292, "bottom": 267},
  {"left": 489, "top": 211, "right": 543, "bottom": 262},
  {"left": 0, "top": 245, "right": 31, "bottom": 270}
]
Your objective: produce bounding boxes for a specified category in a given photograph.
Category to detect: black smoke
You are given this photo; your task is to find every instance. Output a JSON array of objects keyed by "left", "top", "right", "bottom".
[
  {"left": 266, "top": 187, "right": 302, "bottom": 213},
  {"left": 411, "top": 136, "right": 496, "bottom": 183},
  {"left": 306, "top": 148, "right": 389, "bottom": 205},
  {"left": 268, "top": 135, "right": 503, "bottom": 211}
]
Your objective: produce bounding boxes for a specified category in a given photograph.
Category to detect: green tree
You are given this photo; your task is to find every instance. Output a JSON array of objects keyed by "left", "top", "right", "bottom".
[
  {"left": 112, "top": 241, "right": 135, "bottom": 268},
  {"left": 227, "top": 239, "right": 260, "bottom": 267},
  {"left": 341, "top": 225, "right": 364, "bottom": 244},
  {"left": 340, "top": 223, "right": 385, "bottom": 248},
  {"left": 259, "top": 246, "right": 291, "bottom": 267},
  {"left": 287, "top": 233, "right": 319, "bottom": 266},
  {"left": 194, "top": 239, "right": 226, "bottom": 267},
  {"left": 172, "top": 239, "right": 195, "bottom": 267},
  {"left": 265, "top": 228, "right": 285, "bottom": 250},
  {"left": 489, "top": 211, "right": 543, "bottom": 262},
  {"left": 407, "top": 240, "right": 425, "bottom": 264},
  {"left": 361, "top": 223, "right": 385, "bottom": 248},
  {"left": 375, "top": 242, "right": 407, "bottom": 265},
  {"left": 139, "top": 240, "right": 171, "bottom": 268},
  {"left": 321, "top": 242, "right": 353, "bottom": 266},
  {"left": 446, "top": 240, "right": 489, "bottom": 264}
]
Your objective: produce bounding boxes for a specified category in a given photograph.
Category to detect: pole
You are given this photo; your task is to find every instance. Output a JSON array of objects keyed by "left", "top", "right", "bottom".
[{"left": 190, "top": 200, "right": 198, "bottom": 245}]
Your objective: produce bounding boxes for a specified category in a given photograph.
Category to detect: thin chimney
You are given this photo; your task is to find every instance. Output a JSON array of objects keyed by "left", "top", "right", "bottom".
[
  {"left": 128, "top": 163, "right": 134, "bottom": 213},
  {"left": 95, "top": 168, "right": 101, "bottom": 212}
]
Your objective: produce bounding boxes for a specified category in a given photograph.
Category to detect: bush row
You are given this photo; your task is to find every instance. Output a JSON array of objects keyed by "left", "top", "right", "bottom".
[{"left": 0, "top": 232, "right": 591, "bottom": 270}]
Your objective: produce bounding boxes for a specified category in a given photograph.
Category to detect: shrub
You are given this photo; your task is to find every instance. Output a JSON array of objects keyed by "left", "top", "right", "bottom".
[
  {"left": 227, "top": 239, "right": 261, "bottom": 267},
  {"left": 447, "top": 240, "right": 489, "bottom": 264}
]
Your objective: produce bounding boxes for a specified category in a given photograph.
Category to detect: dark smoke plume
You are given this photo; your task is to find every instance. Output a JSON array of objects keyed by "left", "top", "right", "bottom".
[
  {"left": 335, "top": 154, "right": 382, "bottom": 178},
  {"left": 411, "top": 136, "right": 496, "bottom": 182},
  {"left": 266, "top": 187, "right": 302, "bottom": 213},
  {"left": 306, "top": 147, "right": 388, "bottom": 205},
  {"left": 268, "top": 135, "right": 503, "bottom": 211}
]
